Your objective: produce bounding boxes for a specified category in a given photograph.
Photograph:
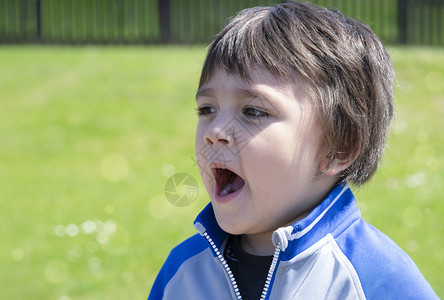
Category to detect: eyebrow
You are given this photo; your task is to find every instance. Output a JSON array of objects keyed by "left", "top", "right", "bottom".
[
  {"left": 196, "top": 87, "right": 268, "bottom": 102},
  {"left": 236, "top": 88, "right": 262, "bottom": 100},
  {"left": 195, "top": 87, "right": 214, "bottom": 100}
]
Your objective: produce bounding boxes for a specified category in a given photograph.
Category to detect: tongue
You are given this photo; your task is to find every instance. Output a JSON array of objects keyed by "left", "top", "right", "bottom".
[
  {"left": 220, "top": 174, "right": 245, "bottom": 196},
  {"left": 231, "top": 175, "right": 245, "bottom": 192}
]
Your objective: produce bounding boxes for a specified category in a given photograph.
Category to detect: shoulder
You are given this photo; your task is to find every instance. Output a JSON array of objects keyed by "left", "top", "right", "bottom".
[
  {"left": 335, "top": 218, "right": 438, "bottom": 299},
  {"left": 148, "top": 234, "right": 209, "bottom": 299},
  {"left": 168, "top": 233, "right": 208, "bottom": 264}
]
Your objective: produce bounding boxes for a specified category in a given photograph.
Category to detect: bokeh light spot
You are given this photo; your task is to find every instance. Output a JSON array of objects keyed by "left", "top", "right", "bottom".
[
  {"left": 96, "top": 231, "right": 110, "bottom": 244},
  {"left": 54, "top": 225, "right": 66, "bottom": 237},
  {"left": 121, "top": 271, "right": 134, "bottom": 284},
  {"left": 81, "top": 220, "right": 97, "bottom": 234},
  {"left": 101, "top": 154, "right": 130, "bottom": 182},
  {"left": 402, "top": 206, "right": 424, "bottom": 228},
  {"left": 89, "top": 257, "right": 101, "bottom": 271},
  {"left": 425, "top": 71, "right": 444, "bottom": 91},
  {"left": 44, "top": 260, "right": 69, "bottom": 284},
  {"left": 67, "top": 245, "right": 83, "bottom": 262},
  {"left": 149, "top": 195, "right": 172, "bottom": 219},
  {"left": 105, "top": 204, "right": 115, "bottom": 214},
  {"left": 103, "top": 226, "right": 130, "bottom": 255},
  {"left": 65, "top": 224, "right": 79, "bottom": 237},
  {"left": 11, "top": 248, "right": 24, "bottom": 261},
  {"left": 416, "top": 131, "right": 429, "bottom": 144},
  {"left": 392, "top": 118, "right": 407, "bottom": 134},
  {"left": 161, "top": 164, "right": 176, "bottom": 177},
  {"left": 104, "top": 220, "right": 117, "bottom": 235},
  {"left": 356, "top": 201, "right": 368, "bottom": 214},
  {"left": 406, "top": 240, "right": 419, "bottom": 253},
  {"left": 414, "top": 145, "right": 435, "bottom": 164},
  {"left": 405, "top": 173, "right": 426, "bottom": 188},
  {"left": 385, "top": 177, "right": 400, "bottom": 190}
]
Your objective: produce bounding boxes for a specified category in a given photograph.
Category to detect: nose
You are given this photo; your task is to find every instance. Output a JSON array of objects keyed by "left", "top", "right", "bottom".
[{"left": 204, "top": 116, "right": 234, "bottom": 147}]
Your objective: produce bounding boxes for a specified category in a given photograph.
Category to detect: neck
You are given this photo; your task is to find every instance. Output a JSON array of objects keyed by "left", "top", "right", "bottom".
[
  {"left": 240, "top": 232, "right": 276, "bottom": 256},
  {"left": 238, "top": 182, "right": 339, "bottom": 256},
  {"left": 239, "top": 209, "right": 315, "bottom": 256}
]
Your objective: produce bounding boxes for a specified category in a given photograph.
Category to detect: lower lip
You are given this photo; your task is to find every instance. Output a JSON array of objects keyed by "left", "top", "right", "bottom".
[{"left": 214, "top": 185, "right": 244, "bottom": 203}]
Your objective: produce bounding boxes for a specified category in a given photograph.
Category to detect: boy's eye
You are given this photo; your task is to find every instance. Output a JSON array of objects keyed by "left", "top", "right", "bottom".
[
  {"left": 242, "top": 106, "right": 269, "bottom": 119},
  {"left": 196, "top": 106, "right": 216, "bottom": 116}
]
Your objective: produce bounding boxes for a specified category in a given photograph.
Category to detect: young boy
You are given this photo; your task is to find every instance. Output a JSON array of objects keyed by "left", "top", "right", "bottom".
[{"left": 149, "top": 1, "right": 438, "bottom": 299}]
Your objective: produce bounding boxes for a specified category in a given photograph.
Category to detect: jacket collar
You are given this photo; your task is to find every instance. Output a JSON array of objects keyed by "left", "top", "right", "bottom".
[{"left": 194, "top": 183, "right": 360, "bottom": 259}]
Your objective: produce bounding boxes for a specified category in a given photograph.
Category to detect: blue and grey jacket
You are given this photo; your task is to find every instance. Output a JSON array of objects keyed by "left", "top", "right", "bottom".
[{"left": 149, "top": 184, "right": 438, "bottom": 299}]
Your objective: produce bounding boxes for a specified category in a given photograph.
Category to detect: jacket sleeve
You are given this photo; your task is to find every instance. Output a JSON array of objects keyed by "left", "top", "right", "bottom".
[
  {"left": 148, "top": 234, "right": 209, "bottom": 300},
  {"left": 148, "top": 262, "right": 169, "bottom": 300}
]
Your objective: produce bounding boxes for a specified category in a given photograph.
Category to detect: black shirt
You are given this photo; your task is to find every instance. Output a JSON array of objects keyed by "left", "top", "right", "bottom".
[{"left": 224, "top": 235, "right": 274, "bottom": 300}]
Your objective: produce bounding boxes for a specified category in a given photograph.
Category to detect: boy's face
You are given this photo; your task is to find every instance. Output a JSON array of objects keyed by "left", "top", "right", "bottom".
[{"left": 195, "top": 68, "right": 336, "bottom": 237}]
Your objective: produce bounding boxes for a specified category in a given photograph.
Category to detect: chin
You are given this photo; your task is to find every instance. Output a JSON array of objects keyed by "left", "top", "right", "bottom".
[{"left": 214, "top": 213, "right": 247, "bottom": 235}]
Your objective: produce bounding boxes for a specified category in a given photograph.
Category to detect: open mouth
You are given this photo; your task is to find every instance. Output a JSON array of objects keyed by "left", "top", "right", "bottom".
[{"left": 215, "top": 168, "right": 245, "bottom": 197}]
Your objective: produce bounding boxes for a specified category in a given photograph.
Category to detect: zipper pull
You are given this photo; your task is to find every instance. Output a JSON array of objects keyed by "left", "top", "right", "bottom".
[
  {"left": 272, "top": 226, "right": 293, "bottom": 252},
  {"left": 194, "top": 221, "right": 206, "bottom": 235}
]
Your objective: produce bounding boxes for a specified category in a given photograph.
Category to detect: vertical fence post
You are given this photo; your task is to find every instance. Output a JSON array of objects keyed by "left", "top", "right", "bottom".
[
  {"left": 158, "top": 0, "right": 171, "bottom": 43},
  {"left": 397, "top": 0, "right": 408, "bottom": 44},
  {"left": 36, "top": 0, "right": 41, "bottom": 42}
]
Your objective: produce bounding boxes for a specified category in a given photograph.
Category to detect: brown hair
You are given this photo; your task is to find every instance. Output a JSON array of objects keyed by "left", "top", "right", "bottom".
[{"left": 199, "top": 1, "right": 394, "bottom": 186}]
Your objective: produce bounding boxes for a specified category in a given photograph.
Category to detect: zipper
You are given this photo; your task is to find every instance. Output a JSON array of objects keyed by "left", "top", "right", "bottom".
[
  {"left": 202, "top": 231, "right": 242, "bottom": 299},
  {"left": 202, "top": 231, "right": 282, "bottom": 300},
  {"left": 260, "top": 242, "right": 281, "bottom": 300}
]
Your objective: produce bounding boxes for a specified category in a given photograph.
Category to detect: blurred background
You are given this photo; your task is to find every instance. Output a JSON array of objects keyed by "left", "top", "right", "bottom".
[
  {"left": 1, "top": 0, "right": 444, "bottom": 45},
  {"left": 1, "top": 0, "right": 443, "bottom": 299}
]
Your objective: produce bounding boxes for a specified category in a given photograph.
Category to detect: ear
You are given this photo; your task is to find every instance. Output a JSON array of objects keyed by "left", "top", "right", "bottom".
[
  {"left": 322, "top": 152, "right": 355, "bottom": 176},
  {"left": 319, "top": 145, "right": 360, "bottom": 177}
]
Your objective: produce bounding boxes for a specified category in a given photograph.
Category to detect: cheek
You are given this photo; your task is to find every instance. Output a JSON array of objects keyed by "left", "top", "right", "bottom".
[
  {"left": 195, "top": 125, "right": 208, "bottom": 162},
  {"left": 195, "top": 123, "right": 204, "bottom": 146},
  {"left": 243, "top": 131, "right": 320, "bottom": 187},
  {"left": 194, "top": 125, "right": 212, "bottom": 183},
  {"left": 241, "top": 135, "right": 293, "bottom": 189}
]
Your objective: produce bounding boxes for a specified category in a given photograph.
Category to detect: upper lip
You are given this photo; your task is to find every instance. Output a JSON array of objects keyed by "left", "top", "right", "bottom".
[
  {"left": 210, "top": 162, "right": 239, "bottom": 179},
  {"left": 209, "top": 162, "right": 246, "bottom": 197}
]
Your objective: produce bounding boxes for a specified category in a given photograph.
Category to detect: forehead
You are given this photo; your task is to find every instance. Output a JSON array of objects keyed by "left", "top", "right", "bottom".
[{"left": 197, "top": 67, "right": 309, "bottom": 104}]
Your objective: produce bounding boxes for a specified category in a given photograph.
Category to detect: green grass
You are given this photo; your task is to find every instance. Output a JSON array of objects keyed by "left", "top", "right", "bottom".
[{"left": 0, "top": 45, "right": 443, "bottom": 299}]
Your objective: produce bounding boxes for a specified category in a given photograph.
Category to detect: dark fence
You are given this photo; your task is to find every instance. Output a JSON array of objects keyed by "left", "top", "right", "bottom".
[{"left": 0, "top": 0, "right": 443, "bottom": 45}]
